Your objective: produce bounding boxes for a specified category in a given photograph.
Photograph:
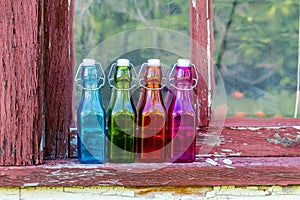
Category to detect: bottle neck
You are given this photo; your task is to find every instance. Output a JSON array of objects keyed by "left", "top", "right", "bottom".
[
  {"left": 114, "top": 87, "right": 131, "bottom": 101},
  {"left": 174, "top": 66, "right": 192, "bottom": 89},
  {"left": 113, "top": 66, "right": 132, "bottom": 102},
  {"left": 144, "top": 65, "right": 162, "bottom": 85},
  {"left": 114, "top": 65, "right": 131, "bottom": 89},
  {"left": 172, "top": 66, "right": 194, "bottom": 105},
  {"left": 81, "top": 65, "right": 101, "bottom": 98},
  {"left": 144, "top": 86, "right": 164, "bottom": 105},
  {"left": 81, "top": 88, "right": 101, "bottom": 101}
]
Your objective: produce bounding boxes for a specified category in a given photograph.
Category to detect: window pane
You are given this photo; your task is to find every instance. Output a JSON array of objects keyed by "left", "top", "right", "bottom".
[
  {"left": 213, "top": 0, "right": 300, "bottom": 118},
  {"left": 73, "top": 0, "right": 190, "bottom": 107}
]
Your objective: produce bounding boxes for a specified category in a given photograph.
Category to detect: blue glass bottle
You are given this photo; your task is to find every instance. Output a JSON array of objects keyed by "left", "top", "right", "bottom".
[
  {"left": 107, "top": 59, "right": 136, "bottom": 163},
  {"left": 168, "top": 59, "right": 197, "bottom": 163},
  {"left": 76, "top": 59, "right": 107, "bottom": 164}
]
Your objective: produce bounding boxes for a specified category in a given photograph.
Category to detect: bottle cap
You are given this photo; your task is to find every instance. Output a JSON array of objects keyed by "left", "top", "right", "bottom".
[
  {"left": 177, "top": 59, "right": 191, "bottom": 67},
  {"left": 148, "top": 59, "right": 160, "bottom": 66},
  {"left": 83, "top": 59, "right": 96, "bottom": 66},
  {"left": 117, "top": 59, "right": 130, "bottom": 66}
]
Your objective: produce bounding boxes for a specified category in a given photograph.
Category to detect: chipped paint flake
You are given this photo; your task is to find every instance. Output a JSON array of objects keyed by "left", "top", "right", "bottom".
[
  {"left": 223, "top": 159, "right": 233, "bottom": 165},
  {"left": 230, "top": 127, "right": 262, "bottom": 131},
  {"left": 267, "top": 133, "right": 300, "bottom": 147},
  {"left": 221, "top": 148, "right": 233, "bottom": 153},
  {"left": 205, "top": 158, "right": 219, "bottom": 166},
  {"left": 229, "top": 152, "right": 242, "bottom": 156},
  {"left": 23, "top": 182, "right": 39, "bottom": 187}
]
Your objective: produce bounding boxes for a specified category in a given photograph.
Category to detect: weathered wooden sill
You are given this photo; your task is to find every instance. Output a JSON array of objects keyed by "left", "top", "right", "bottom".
[{"left": 1, "top": 157, "right": 300, "bottom": 187}]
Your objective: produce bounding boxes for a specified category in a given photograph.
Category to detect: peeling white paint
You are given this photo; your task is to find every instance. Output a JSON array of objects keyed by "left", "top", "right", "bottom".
[
  {"left": 293, "top": 126, "right": 300, "bottom": 130},
  {"left": 221, "top": 148, "right": 233, "bottom": 153},
  {"left": 267, "top": 133, "right": 297, "bottom": 147},
  {"left": 69, "top": 127, "right": 77, "bottom": 131},
  {"left": 229, "top": 152, "right": 242, "bottom": 156},
  {"left": 230, "top": 127, "right": 262, "bottom": 131},
  {"left": 46, "top": 164, "right": 99, "bottom": 169},
  {"left": 205, "top": 158, "right": 219, "bottom": 166},
  {"left": 23, "top": 182, "right": 39, "bottom": 187},
  {"left": 6, "top": 185, "right": 300, "bottom": 200},
  {"left": 223, "top": 159, "right": 233, "bottom": 165},
  {"left": 266, "top": 127, "right": 285, "bottom": 129},
  {"left": 192, "top": 0, "right": 196, "bottom": 8}
]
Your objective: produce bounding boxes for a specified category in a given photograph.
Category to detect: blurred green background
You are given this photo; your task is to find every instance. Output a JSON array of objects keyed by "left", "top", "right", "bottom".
[{"left": 73, "top": 0, "right": 300, "bottom": 118}]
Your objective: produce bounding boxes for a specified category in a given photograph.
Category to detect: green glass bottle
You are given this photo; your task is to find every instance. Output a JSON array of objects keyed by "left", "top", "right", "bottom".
[{"left": 107, "top": 59, "right": 136, "bottom": 162}]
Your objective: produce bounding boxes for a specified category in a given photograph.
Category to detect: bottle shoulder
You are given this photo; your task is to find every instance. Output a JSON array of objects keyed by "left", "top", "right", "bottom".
[
  {"left": 110, "top": 106, "right": 136, "bottom": 116},
  {"left": 139, "top": 104, "right": 166, "bottom": 116},
  {"left": 78, "top": 100, "right": 105, "bottom": 116},
  {"left": 109, "top": 97, "right": 135, "bottom": 114},
  {"left": 169, "top": 96, "right": 195, "bottom": 114},
  {"left": 77, "top": 110, "right": 106, "bottom": 122}
]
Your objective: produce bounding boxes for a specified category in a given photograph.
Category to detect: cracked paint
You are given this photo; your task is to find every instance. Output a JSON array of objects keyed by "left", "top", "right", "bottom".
[{"left": 267, "top": 133, "right": 300, "bottom": 147}]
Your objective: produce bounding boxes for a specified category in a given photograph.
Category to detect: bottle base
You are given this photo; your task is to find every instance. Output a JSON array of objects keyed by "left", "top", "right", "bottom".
[
  {"left": 170, "top": 154, "right": 195, "bottom": 163},
  {"left": 109, "top": 158, "right": 135, "bottom": 163},
  {"left": 78, "top": 158, "right": 106, "bottom": 164},
  {"left": 172, "top": 158, "right": 195, "bottom": 163}
]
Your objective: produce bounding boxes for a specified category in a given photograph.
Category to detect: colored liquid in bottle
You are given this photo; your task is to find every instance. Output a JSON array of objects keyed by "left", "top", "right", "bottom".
[
  {"left": 78, "top": 112, "right": 106, "bottom": 164},
  {"left": 140, "top": 112, "right": 165, "bottom": 161},
  {"left": 138, "top": 60, "right": 166, "bottom": 162},
  {"left": 169, "top": 113, "right": 195, "bottom": 162},
  {"left": 109, "top": 110, "right": 135, "bottom": 162}
]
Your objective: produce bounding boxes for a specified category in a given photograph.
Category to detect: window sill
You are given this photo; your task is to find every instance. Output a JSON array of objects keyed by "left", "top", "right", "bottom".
[{"left": 1, "top": 157, "right": 300, "bottom": 187}]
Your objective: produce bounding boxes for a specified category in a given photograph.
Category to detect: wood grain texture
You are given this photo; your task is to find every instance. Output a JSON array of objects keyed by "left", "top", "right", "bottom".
[
  {"left": 0, "top": 157, "right": 299, "bottom": 187},
  {"left": 0, "top": 0, "right": 44, "bottom": 165},
  {"left": 223, "top": 117, "right": 300, "bottom": 127},
  {"left": 44, "top": 0, "right": 73, "bottom": 158},
  {"left": 190, "top": 0, "right": 213, "bottom": 127},
  {"left": 197, "top": 126, "right": 300, "bottom": 157}
]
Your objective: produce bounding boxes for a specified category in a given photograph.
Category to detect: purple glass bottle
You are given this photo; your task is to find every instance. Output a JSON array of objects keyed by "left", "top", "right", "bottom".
[{"left": 168, "top": 59, "right": 197, "bottom": 163}]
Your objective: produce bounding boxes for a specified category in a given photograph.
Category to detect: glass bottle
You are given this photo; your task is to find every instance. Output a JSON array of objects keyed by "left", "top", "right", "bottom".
[
  {"left": 137, "top": 59, "right": 167, "bottom": 162},
  {"left": 76, "top": 59, "right": 107, "bottom": 164},
  {"left": 135, "top": 85, "right": 145, "bottom": 158},
  {"left": 168, "top": 59, "right": 197, "bottom": 163},
  {"left": 107, "top": 59, "right": 136, "bottom": 162}
]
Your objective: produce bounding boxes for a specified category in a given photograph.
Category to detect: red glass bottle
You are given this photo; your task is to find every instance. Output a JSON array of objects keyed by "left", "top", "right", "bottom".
[
  {"left": 137, "top": 59, "right": 167, "bottom": 162},
  {"left": 168, "top": 59, "right": 197, "bottom": 163}
]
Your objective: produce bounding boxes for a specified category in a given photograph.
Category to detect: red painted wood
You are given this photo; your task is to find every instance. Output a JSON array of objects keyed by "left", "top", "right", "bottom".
[
  {"left": 0, "top": 0, "right": 44, "bottom": 165},
  {"left": 197, "top": 126, "right": 300, "bottom": 157},
  {"left": 190, "top": 0, "right": 213, "bottom": 127},
  {"left": 44, "top": 0, "right": 74, "bottom": 158},
  {"left": 222, "top": 117, "right": 300, "bottom": 127},
  {"left": 0, "top": 157, "right": 299, "bottom": 187}
]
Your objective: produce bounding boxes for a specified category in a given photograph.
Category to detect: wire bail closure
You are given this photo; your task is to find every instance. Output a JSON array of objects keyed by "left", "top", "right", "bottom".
[
  {"left": 168, "top": 62, "right": 198, "bottom": 91},
  {"left": 108, "top": 62, "right": 138, "bottom": 91},
  {"left": 138, "top": 62, "right": 166, "bottom": 90},
  {"left": 75, "top": 62, "right": 105, "bottom": 91}
]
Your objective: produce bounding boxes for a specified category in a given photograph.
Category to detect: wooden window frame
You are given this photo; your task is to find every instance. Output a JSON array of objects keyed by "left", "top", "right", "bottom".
[{"left": 0, "top": 0, "right": 300, "bottom": 187}]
